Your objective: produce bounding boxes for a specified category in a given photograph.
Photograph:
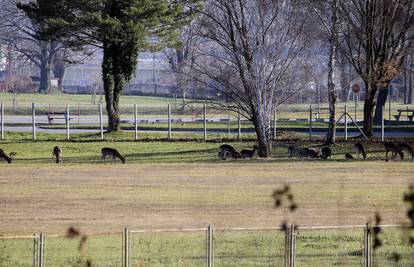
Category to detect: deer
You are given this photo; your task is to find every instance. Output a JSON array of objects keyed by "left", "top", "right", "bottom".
[
  {"left": 354, "top": 143, "right": 367, "bottom": 160},
  {"left": 240, "top": 145, "right": 258, "bottom": 159},
  {"left": 101, "top": 147, "right": 126, "bottom": 164},
  {"left": 398, "top": 143, "right": 414, "bottom": 160},
  {"left": 52, "top": 146, "right": 63, "bottom": 164},
  {"left": 320, "top": 147, "right": 332, "bottom": 159},
  {"left": 345, "top": 153, "right": 354, "bottom": 160},
  {"left": 0, "top": 149, "right": 17, "bottom": 164},
  {"left": 218, "top": 144, "right": 240, "bottom": 160},
  {"left": 384, "top": 142, "right": 404, "bottom": 162}
]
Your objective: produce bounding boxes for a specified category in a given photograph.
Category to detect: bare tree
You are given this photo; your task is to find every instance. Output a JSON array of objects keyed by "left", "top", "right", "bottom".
[
  {"left": 338, "top": 0, "right": 414, "bottom": 137},
  {"left": 311, "top": 0, "right": 340, "bottom": 145},
  {"left": 188, "top": 0, "right": 310, "bottom": 157},
  {"left": 0, "top": 0, "right": 65, "bottom": 93}
]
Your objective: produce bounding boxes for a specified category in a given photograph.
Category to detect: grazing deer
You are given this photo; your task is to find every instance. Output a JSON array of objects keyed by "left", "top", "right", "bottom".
[
  {"left": 240, "top": 145, "right": 258, "bottom": 159},
  {"left": 398, "top": 143, "right": 414, "bottom": 160},
  {"left": 101, "top": 147, "right": 126, "bottom": 164},
  {"left": 320, "top": 147, "right": 332, "bottom": 159},
  {"left": 384, "top": 142, "right": 404, "bottom": 162},
  {"left": 288, "top": 147, "right": 318, "bottom": 159},
  {"left": 218, "top": 144, "right": 240, "bottom": 160},
  {"left": 345, "top": 153, "right": 354, "bottom": 160},
  {"left": 354, "top": 143, "right": 367, "bottom": 160},
  {"left": 52, "top": 146, "right": 63, "bottom": 164},
  {"left": 0, "top": 149, "right": 17, "bottom": 164}
]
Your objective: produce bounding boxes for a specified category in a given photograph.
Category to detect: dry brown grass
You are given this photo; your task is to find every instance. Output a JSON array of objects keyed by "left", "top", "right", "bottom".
[{"left": 1, "top": 161, "right": 413, "bottom": 235}]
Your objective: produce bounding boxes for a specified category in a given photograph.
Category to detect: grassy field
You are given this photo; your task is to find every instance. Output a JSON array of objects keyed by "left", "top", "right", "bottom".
[{"left": 1, "top": 132, "right": 414, "bottom": 266}]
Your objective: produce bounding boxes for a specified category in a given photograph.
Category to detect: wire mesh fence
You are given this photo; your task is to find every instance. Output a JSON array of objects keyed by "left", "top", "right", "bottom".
[{"left": 1, "top": 225, "right": 413, "bottom": 267}]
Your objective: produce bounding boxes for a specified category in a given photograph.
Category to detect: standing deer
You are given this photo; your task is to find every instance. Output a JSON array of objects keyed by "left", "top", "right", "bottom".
[
  {"left": 101, "top": 147, "right": 126, "bottom": 164},
  {"left": 52, "top": 146, "right": 63, "bottom": 164},
  {"left": 384, "top": 142, "right": 404, "bottom": 162},
  {"left": 240, "top": 145, "right": 258, "bottom": 159},
  {"left": 0, "top": 149, "right": 17, "bottom": 164},
  {"left": 354, "top": 143, "right": 367, "bottom": 160}
]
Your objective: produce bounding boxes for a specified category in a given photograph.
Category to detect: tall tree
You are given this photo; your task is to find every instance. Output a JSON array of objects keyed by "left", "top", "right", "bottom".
[
  {"left": 311, "top": 0, "right": 339, "bottom": 145},
  {"left": 189, "top": 0, "right": 310, "bottom": 157},
  {"left": 338, "top": 0, "right": 414, "bottom": 137},
  {"left": 0, "top": 0, "right": 65, "bottom": 93},
  {"left": 19, "top": 0, "right": 201, "bottom": 131}
]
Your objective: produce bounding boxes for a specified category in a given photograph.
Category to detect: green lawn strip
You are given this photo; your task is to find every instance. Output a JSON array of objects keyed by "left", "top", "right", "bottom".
[{"left": 1, "top": 228, "right": 412, "bottom": 266}]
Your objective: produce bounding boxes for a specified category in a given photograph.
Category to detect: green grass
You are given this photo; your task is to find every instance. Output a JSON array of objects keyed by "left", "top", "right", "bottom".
[{"left": 1, "top": 228, "right": 413, "bottom": 266}]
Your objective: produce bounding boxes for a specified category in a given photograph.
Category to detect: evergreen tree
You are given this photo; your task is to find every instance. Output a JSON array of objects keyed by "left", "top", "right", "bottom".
[{"left": 18, "top": 0, "right": 201, "bottom": 131}]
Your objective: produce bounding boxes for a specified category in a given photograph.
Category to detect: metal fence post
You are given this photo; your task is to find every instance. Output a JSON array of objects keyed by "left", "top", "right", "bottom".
[
  {"left": 38, "top": 233, "right": 44, "bottom": 267},
  {"left": 32, "top": 103, "right": 36, "bottom": 141},
  {"left": 0, "top": 102, "right": 4, "bottom": 140},
  {"left": 227, "top": 107, "right": 231, "bottom": 135},
  {"left": 344, "top": 105, "right": 348, "bottom": 141},
  {"left": 381, "top": 105, "right": 385, "bottom": 142},
  {"left": 207, "top": 225, "right": 213, "bottom": 267},
  {"left": 204, "top": 103, "right": 207, "bottom": 141},
  {"left": 290, "top": 225, "right": 296, "bottom": 267},
  {"left": 273, "top": 108, "right": 277, "bottom": 140},
  {"left": 66, "top": 104, "right": 70, "bottom": 140},
  {"left": 168, "top": 104, "right": 172, "bottom": 140},
  {"left": 309, "top": 106, "right": 312, "bottom": 141},
  {"left": 134, "top": 104, "right": 138, "bottom": 141},
  {"left": 237, "top": 109, "right": 241, "bottom": 141},
  {"left": 285, "top": 226, "right": 290, "bottom": 267},
  {"left": 122, "top": 228, "right": 130, "bottom": 267},
  {"left": 99, "top": 103, "right": 104, "bottom": 140},
  {"left": 33, "top": 234, "right": 38, "bottom": 267},
  {"left": 364, "top": 224, "right": 372, "bottom": 267}
]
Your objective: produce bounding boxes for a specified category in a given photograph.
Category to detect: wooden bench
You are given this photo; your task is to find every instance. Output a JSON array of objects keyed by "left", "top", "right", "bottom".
[
  {"left": 394, "top": 109, "right": 414, "bottom": 122},
  {"left": 47, "top": 112, "right": 72, "bottom": 124}
]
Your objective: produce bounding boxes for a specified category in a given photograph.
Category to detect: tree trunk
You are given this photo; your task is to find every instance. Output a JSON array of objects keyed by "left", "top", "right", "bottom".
[
  {"left": 39, "top": 57, "right": 50, "bottom": 93},
  {"left": 325, "top": 0, "right": 338, "bottom": 145},
  {"left": 53, "top": 62, "right": 66, "bottom": 90},
  {"left": 102, "top": 41, "right": 120, "bottom": 132},
  {"left": 373, "top": 88, "right": 388, "bottom": 123},
  {"left": 252, "top": 114, "right": 272, "bottom": 158},
  {"left": 363, "top": 84, "right": 376, "bottom": 137}
]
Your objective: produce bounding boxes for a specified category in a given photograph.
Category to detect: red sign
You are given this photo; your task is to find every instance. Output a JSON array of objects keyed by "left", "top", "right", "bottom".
[{"left": 352, "top": 84, "right": 360, "bottom": 93}]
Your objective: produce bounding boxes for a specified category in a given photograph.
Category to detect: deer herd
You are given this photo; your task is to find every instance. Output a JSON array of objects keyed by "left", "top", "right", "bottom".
[
  {"left": 218, "top": 141, "right": 413, "bottom": 161},
  {"left": 0, "top": 141, "right": 412, "bottom": 164}
]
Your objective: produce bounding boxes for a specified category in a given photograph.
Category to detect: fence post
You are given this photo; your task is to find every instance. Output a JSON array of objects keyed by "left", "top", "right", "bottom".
[
  {"left": 285, "top": 226, "right": 290, "bottom": 267},
  {"left": 290, "top": 225, "right": 296, "bottom": 267},
  {"left": 273, "top": 108, "right": 277, "bottom": 140},
  {"left": 309, "top": 106, "right": 312, "bottom": 141},
  {"left": 207, "top": 225, "right": 213, "bottom": 267},
  {"left": 99, "top": 103, "right": 104, "bottom": 140},
  {"left": 168, "top": 104, "right": 172, "bottom": 140},
  {"left": 237, "top": 109, "right": 241, "bottom": 141},
  {"left": 204, "top": 102, "right": 207, "bottom": 141},
  {"left": 32, "top": 103, "right": 36, "bottom": 141},
  {"left": 33, "top": 234, "right": 38, "bottom": 267},
  {"left": 227, "top": 108, "right": 231, "bottom": 135},
  {"left": 66, "top": 104, "right": 70, "bottom": 140},
  {"left": 0, "top": 102, "right": 4, "bottom": 140},
  {"left": 364, "top": 224, "right": 372, "bottom": 267},
  {"left": 38, "top": 233, "right": 44, "bottom": 267},
  {"left": 381, "top": 105, "right": 385, "bottom": 142},
  {"left": 134, "top": 104, "right": 138, "bottom": 141},
  {"left": 344, "top": 105, "right": 348, "bottom": 141},
  {"left": 122, "top": 228, "right": 130, "bottom": 267}
]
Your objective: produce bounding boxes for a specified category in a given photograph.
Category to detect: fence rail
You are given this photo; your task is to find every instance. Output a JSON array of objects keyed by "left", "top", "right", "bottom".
[{"left": 1, "top": 225, "right": 413, "bottom": 267}]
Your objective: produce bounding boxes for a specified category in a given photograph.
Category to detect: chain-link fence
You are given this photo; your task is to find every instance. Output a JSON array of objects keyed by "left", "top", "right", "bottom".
[{"left": 1, "top": 225, "right": 413, "bottom": 267}]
